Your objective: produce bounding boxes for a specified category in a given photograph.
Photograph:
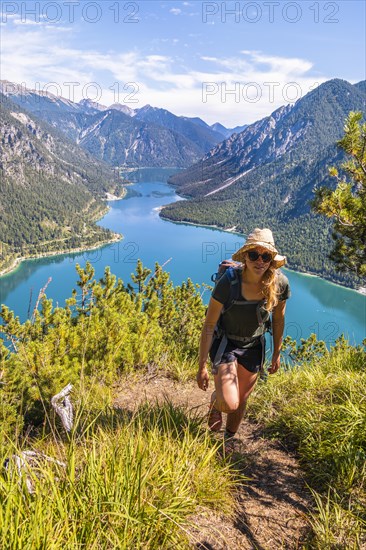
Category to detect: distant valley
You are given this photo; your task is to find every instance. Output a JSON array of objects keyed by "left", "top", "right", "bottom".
[{"left": 0, "top": 79, "right": 246, "bottom": 275}]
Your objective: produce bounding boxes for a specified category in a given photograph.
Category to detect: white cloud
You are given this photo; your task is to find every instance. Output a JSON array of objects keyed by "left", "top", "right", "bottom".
[
  {"left": 13, "top": 18, "right": 44, "bottom": 25},
  {"left": 170, "top": 8, "right": 182, "bottom": 15},
  {"left": 242, "top": 51, "right": 313, "bottom": 76},
  {"left": 0, "top": 23, "right": 327, "bottom": 126}
]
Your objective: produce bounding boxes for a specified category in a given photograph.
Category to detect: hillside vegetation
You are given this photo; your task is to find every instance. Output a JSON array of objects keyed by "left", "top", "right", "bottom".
[
  {"left": 0, "top": 261, "right": 206, "bottom": 433},
  {"left": 1, "top": 262, "right": 365, "bottom": 547},
  {"left": 0, "top": 262, "right": 233, "bottom": 548},
  {"left": 251, "top": 341, "right": 366, "bottom": 548}
]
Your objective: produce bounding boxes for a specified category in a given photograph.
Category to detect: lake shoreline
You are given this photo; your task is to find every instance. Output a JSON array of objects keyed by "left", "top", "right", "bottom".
[
  {"left": 159, "top": 210, "right": 242, "bottom": 235},
  {"left": 102, "top": 187, "right": 128, "bottom": 202},
  {"left": 0, "top": 233, "right": 123, "bottom": 279},
  {"left": 2, "top": 185, "right": 365, "bottom": 299},
  {"left": 2, "top": 176, "right": 364, "bottom": 345}
]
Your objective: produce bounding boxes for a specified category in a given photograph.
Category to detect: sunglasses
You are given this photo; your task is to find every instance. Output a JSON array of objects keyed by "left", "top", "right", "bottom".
[{"left": 247, "top": 250, "right": 273, "bottom": 263}]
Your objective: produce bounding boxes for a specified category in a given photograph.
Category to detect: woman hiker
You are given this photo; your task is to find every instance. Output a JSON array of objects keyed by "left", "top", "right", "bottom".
[{"left": 196, "top": 228, "right": 290, "bottom": 452}]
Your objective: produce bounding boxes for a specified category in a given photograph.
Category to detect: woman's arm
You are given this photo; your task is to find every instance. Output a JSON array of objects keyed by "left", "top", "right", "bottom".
[
  {"left": 197, "top": 297, "right": 223, "bottom": 390},
  {"left": 268, "top": 300, "right": 286, "bottom": 374}
]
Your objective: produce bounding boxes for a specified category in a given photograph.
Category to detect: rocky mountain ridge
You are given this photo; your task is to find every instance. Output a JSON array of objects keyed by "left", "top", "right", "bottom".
[{"left": 168, "top": 79, "right": 366, "bottom": 198}]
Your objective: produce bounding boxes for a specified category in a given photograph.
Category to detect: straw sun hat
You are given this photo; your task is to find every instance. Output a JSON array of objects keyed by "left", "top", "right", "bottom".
[{"left": 232, "top": 228, "right": 286, "bottom": 269}]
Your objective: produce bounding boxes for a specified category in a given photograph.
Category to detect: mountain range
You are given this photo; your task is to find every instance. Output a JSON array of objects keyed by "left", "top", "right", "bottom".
[
  {"left": 0, "top": 81, "right": 243, "bottom": 168},
  {"left": 1, "top": 78, "right": 365, "bottom": 288}
]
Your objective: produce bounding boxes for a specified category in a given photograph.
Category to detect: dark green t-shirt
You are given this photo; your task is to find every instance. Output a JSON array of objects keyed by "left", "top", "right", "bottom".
[{"left": 211, "top": 269, "right": 291, "bottom": 346}]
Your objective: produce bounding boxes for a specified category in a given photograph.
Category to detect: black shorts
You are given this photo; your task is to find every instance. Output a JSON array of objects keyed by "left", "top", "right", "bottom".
[{"left": 209, "top": 337, "right": 265, "bottom": 374}]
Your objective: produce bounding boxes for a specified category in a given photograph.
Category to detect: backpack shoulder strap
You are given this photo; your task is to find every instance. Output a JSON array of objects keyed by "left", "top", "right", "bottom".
[{"left": 223, "top": 268, "right": 241, "bottom": 312}]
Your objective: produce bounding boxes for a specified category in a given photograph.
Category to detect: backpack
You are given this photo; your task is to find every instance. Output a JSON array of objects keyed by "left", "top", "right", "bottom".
[
  {"left": 211, "top": 260, "right": 244, "bottom": 309},
  {"left": 212, "top": 260, "right": 269, "bottom": 321},
  {"left": 210, "top": 260, "right": 272, "bottom": 368}
]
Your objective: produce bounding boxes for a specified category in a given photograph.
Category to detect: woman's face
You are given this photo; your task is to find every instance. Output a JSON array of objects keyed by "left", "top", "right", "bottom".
[{"left": 245, "top": 246, "right": 273, "bottom": 276}]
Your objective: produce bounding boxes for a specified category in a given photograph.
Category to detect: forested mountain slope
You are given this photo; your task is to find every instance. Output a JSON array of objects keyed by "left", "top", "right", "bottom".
[{"left": 0, "top": 93, "right": 121, "bottom": 273}]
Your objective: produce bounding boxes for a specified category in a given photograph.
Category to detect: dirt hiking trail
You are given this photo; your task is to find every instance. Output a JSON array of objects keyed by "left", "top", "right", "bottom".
[{"left": 115, "top": 375, "right": 313, "bottom": 550}]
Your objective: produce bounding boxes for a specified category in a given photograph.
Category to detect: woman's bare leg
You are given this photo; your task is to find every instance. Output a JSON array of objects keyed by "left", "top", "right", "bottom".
[
  {"left": 212, "top": 361, "right": 240, "bottom": 413},
  {"left": 225, "top": 366, "right": 258, "bottom": 433}
]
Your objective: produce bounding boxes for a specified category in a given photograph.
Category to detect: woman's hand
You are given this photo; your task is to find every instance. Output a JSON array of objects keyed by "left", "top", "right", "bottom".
[
  {"left": 196, "top": 366, "right": 210, "bottom": 391},
  {"left": 268, "top": 351, "right": 281, "bottom": 374}
]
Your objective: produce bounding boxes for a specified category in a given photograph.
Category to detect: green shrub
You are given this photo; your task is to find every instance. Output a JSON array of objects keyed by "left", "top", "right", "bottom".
[{"left": 0, "top": 262, "right": 205, "bottom": 434}]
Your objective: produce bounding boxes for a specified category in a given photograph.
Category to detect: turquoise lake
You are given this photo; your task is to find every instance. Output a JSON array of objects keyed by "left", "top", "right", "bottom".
[{"left": 0, "top": 169, "right": 365, "bottom": 347}]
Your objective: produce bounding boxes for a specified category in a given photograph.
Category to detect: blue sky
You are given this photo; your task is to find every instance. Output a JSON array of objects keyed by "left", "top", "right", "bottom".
[{"left": 1, "top": 1, "right": 365, "bottom": 126}]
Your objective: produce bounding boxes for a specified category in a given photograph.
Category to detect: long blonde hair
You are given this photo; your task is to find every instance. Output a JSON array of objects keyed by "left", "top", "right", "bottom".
[{"left": 261, "top": 264, "right": 280, "bottom": 311}]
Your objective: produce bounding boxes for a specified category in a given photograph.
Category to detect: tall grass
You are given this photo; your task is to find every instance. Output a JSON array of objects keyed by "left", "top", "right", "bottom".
[
  {"left": 0, "top": 402, "right": 237, "bottom": 549},
  {"left": 250, "top": 345, "right": 366, "bottom": 548}
]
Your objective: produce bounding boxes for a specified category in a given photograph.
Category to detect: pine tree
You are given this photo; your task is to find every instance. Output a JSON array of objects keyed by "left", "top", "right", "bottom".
[{"left": 312, "top": 112, "right": 366, "bottom": 278}]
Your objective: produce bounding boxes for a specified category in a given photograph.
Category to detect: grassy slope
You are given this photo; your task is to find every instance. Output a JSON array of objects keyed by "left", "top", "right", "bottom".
[
  {"left": 0, "top": 403, "right": 236, "bottom": 549},
  {"left": 249, "top": 345, "right": 366, "bottom": 548}
]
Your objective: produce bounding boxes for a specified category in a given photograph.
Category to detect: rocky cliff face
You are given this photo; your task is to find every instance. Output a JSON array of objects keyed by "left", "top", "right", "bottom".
[
  {"left": 0, "top": 96, "right": 116, "bottom": 194},
  {"left": 2, "top": 110, "right": 58, "bottom": 184}
]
